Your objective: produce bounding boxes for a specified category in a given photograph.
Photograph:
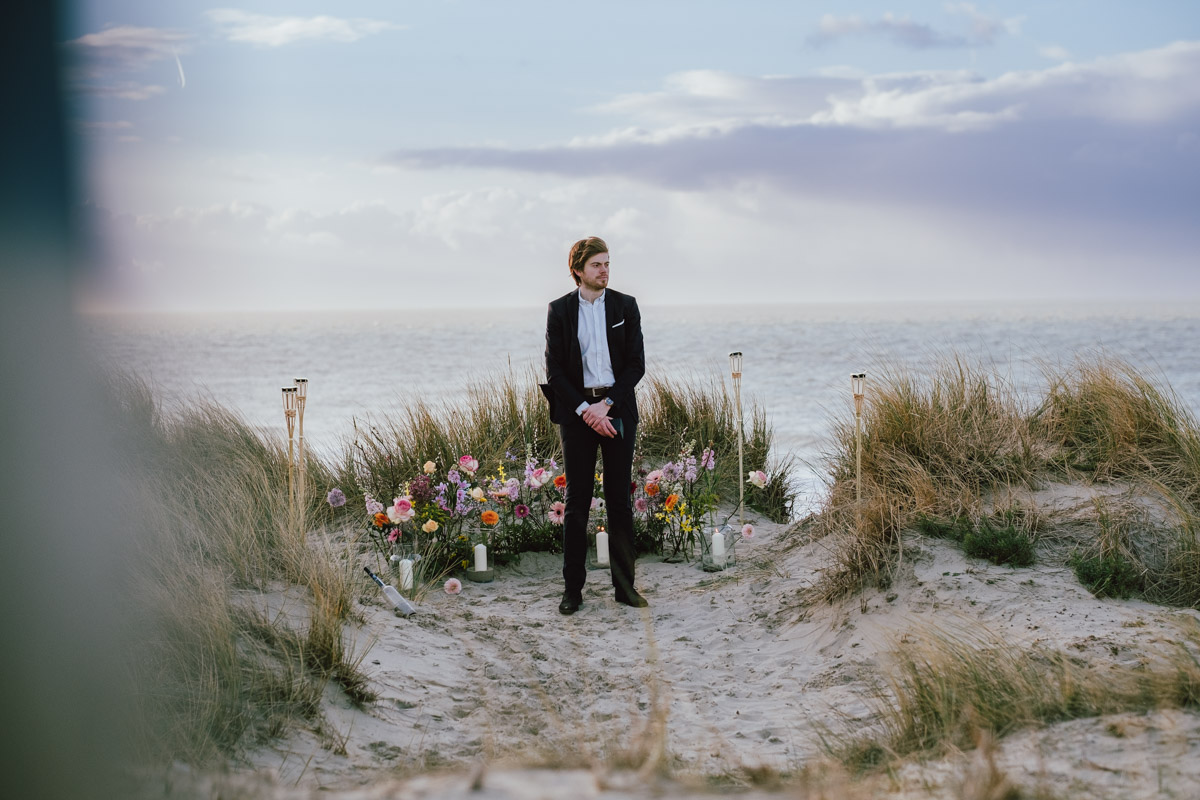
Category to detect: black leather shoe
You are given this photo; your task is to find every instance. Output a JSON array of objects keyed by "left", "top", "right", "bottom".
[
  {"left": 558, "top": 592, "right": 582, "bottom": 615},
  {"left": 615, "top": 591, "right": 649, "bottom": 608}
]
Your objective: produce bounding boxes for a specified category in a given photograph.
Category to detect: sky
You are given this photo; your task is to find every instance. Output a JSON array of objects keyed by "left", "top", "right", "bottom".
[{"left": 67, "top": 1, "right": 1200, "bottom": 312}]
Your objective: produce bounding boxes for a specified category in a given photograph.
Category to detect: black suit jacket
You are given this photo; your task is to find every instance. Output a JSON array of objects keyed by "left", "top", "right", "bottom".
[{"left": 543, "top": 288, "right": 645, "bottom": 425}]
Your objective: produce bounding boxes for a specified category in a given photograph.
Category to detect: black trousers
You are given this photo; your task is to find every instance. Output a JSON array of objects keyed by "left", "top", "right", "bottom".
[{"left": 559, "top": 414, "right": 638, "bottom": 598}]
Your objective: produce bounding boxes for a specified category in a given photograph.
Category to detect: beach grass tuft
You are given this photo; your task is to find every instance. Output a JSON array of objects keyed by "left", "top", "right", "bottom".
[
  {"left": 108, "top": 373, "right": 370, "bottom": 763},
  {"left": 832, "top": 621, "right": 1200, "bottom": 773},
  {"left": 810, "top": 355, "right": 1200, "bottom": 608}
]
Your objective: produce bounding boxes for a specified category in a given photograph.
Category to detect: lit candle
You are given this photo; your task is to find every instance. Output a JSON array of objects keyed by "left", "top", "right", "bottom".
[
  {"left": 474, "top": 543, "right": 487, "bottom": 572},
  {"left": 712, "top": 529, "right": 726, "bottom": 567},
  {"left": 398, "top": 558, "right": 414, "bottom": 592},
  {"left": 596, "top": 527, "right": 610, "bottom": 566}
]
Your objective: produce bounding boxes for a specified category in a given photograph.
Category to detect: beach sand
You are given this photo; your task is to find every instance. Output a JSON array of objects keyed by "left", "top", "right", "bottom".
[{"left": 150, "top": 488, "right": 1200, "bottom": 799}]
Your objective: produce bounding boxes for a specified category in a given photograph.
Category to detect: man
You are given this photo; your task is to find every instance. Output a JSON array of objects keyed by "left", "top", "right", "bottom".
[{"left": 544, "top": 236, "right": 647, "bottom": 614}]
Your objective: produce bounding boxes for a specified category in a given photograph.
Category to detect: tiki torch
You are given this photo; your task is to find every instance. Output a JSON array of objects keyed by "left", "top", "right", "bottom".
[
  {"left": 282, "top": 386, "right": 298, "bottom": 514},
  {"left": 294, "top": 377, "right": 308, "bottom": 513},
  {"left": 730, "top": 352, "right": 744, "bottom": 528},
  {"left": 852, "top": 373, "right": 866, "bottom": 504}
]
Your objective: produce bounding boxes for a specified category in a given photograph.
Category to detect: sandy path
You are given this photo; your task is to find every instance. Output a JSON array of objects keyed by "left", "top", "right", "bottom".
[{"left": 208, "top": 490, "right": 1200, "bottom": 799}]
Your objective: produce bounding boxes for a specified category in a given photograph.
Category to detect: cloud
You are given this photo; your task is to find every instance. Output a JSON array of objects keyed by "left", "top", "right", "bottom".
[
  {"left": 64, "top": 25, "right": 186, "bottom": 99},
  {"left": 808, "top": 4, "right": 1017, "bottom": 50},
  {"left": 390, "top": 42, "right": 1200, "bottom": 264},
  {"left": 1040, "top": 44, "right": 1071, "bottom": 61},
  {"left": 84, "top": 82, "right": 167, "bottom": 101},
  {"left": 206, "top": 9, "right": 404, "bottom": 47},
  {"left": 65, "top": 25, "right": 188, "bottom": 73}
]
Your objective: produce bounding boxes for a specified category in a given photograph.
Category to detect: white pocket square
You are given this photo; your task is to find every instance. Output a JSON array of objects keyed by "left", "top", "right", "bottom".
[{"left": 611, "top": 320, "right": 625, "bottom": 328}]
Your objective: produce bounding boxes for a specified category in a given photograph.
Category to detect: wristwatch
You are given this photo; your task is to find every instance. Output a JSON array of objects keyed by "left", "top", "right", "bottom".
[{"left": 603, "top": 397, "right": 614, "bottom": 407}]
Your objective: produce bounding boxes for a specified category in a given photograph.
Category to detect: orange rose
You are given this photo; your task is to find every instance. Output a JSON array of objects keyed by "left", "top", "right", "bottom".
[
  {"left": 554, "top": 474, "right": 567, "bottom": 489},
  {"left": 664, "top": 493, "right": 679, "bottom": 510},
  {"left": 481, "top": 510, "right": 499, "bottom": 526},
  {"left": 373, "top": 512, "right": 389, "bottom": 528},
  {"left": 645, "top": 483, "right": 660, "bottom": 497}
]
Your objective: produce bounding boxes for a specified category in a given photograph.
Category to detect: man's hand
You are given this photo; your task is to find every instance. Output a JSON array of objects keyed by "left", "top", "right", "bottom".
[{"left": 582, "top": 401, "right": 617, "bottom": 437}]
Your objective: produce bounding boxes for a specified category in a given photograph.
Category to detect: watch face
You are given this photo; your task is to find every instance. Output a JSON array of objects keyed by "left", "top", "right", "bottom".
[{"left": 604, "top": 397, "right": 613, "bottom": 406}]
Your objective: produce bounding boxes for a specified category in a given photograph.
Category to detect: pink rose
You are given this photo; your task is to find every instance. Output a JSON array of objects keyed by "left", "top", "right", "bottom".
[
  {"left": 388, "top": 496, "right": 415, "bottom": 523},
  {"left": 742, "top": 523, "right": 755, "bottom": 539},
  {"left": 459, "top": 455, "right": 479, "bottom": 474},
  {"left": 634, "top": 497, "right": 648, "bottom": 513},
  {"left": 444, "top": 577, "right": 462, "bottom": 595},
  {"left": 526, "top": 467, "right": 552, "bottom": 488},
  {"left": 747, "top": 470, "right": 768, "bottom": 489}
]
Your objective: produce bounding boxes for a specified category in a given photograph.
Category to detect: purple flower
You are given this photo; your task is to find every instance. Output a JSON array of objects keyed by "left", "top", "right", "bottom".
[
  {"left": 506, "top": 478, "right": 521, "bottom": 500},
  {"left": 447, "top": 469, "right": 462, "bottom": 486},
  {"left": 364, "top": 494, "right": 385, "bottom": 516},
  {"left": 701, "top": 448, "right": 715, "bottom": 471},
  {"left": 684, "top": 455, "right": 698, "bottom": 484},
  {"left": 326, "top": 488, "right": 347, "bottom": 508},
  {"left": 409, "top": 474, "right": 434, "bottom": 506},
  {"left": 662, "top": 461, "right": 679, "bottom": 482},
  {"left": 515, "top": 504, "right": 530, "bottom": 518}
]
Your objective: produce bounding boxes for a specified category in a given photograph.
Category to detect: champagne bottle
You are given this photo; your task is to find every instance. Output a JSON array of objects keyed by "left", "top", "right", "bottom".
[{"left": 364, "top": 566, "right": 416, "bottom": 616}]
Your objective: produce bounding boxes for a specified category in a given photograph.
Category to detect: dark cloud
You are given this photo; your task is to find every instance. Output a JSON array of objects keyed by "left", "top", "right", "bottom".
[
  {"left": 389, "top": 43, "right": 1200, "bottom": 260},
  {"left": 806, "top": 6, "right": 1012, "bottom": 50}
]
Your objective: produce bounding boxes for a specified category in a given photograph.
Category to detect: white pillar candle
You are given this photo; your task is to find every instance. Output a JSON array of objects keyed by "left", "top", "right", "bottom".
[
  {"left": 596, "top": 529, "right": 610, "bottom": 566},
  {"left": 474, "top": 543, "right": 487, "bottom": 572},
  {"left": 398, "top": 558, "right": 414, "bottom": 592},
  {"left": 712, "top": 530, "right": 726, "bottom": 567}
]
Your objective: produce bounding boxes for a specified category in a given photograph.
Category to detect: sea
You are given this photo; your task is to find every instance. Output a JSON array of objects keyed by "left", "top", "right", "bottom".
[{"left": 82, "top": 301, "right": 1200, "bottom": 515}]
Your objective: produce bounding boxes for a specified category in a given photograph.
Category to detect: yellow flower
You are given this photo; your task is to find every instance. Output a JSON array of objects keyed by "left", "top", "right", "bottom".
[
  {"left": 461, "top": 559, "right": 469, "bottom": 569},
  {"left": 422, "top": 519, "right": 439, "bottom": 534}
]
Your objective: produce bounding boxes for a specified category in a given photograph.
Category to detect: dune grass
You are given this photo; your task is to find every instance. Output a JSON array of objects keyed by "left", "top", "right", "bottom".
[
  {"left": 108, "top": 374, "right": 371, "bottom": 764},
  {"left": 337, "top": 369, "right": 795, "bottom": 525},
  {"left": 809, "top": 355, "right": 1200, "bottom": 608},
  {"left": 832, "top": 621, "right": 1200, "bottom": 773}
]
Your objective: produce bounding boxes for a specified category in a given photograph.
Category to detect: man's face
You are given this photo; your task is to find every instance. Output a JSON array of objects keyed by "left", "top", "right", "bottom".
[{"left": 575, "top": 252, "right": 610, "bottom": 292}]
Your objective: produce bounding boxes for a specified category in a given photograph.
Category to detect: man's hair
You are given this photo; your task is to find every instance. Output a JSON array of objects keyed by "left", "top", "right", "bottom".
[{"left": 567, "top": 236, "right": 609, "bottom": 286}]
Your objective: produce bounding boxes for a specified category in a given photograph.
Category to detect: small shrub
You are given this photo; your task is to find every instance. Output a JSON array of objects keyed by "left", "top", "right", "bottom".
[
  {"left": 1071, "top": 553, "right": 1145, "bottom": 599},
  {"left": 962, "top": 517, "right": 1035, "bottom": 567}
]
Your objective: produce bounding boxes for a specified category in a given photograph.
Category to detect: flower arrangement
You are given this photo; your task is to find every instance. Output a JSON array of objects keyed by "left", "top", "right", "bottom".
[{"left": 629, "top": 442, "right": 720, "bottom": 561}]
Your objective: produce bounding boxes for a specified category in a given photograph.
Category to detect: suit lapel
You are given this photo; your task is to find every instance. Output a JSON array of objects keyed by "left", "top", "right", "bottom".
[
  {"left": 604, "top": 289, "right": 621, "bottom": 374},
  {"left": 567, "top": 290, "right": 583, "bottom": 378}
]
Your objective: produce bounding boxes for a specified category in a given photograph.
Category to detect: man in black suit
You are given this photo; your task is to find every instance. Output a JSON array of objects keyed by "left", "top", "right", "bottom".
[{"left": 544, "top": 236, "right": 648, "bottom": 614}]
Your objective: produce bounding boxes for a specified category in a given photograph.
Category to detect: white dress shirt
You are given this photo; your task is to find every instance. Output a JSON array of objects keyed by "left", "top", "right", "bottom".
[{"left": 575, "top": 289, "right": 615, "bottom": 415}]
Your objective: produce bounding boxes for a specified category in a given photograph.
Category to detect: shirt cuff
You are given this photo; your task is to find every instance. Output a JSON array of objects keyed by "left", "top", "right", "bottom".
[{"left": 575, "top": 401, "right": 590, "bottom": 416}]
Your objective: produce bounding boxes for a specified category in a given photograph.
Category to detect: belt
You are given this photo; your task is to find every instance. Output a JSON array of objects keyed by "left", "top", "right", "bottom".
[{"left": 583, "top": 386, "right": 611, "bottom": 398}]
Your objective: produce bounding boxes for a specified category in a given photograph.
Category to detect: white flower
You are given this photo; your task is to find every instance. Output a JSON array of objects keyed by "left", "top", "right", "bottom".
[
  {"left": 423, "top": 460, "right": 437, "bottom": 474},
  {"left": 747, "top": 470, "right": 768, "bottom": 489},
  {"left": 742, "top": 523, "right": 755, "bottom": 539}
]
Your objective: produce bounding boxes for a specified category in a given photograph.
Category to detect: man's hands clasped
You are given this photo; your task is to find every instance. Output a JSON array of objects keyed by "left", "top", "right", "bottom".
[{"left": 582, "top": 401, "right": 618, "bottom": 438}]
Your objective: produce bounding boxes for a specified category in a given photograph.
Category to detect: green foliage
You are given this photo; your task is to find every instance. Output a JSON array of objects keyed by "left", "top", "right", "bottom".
[
  {"left": 1070, "top": 553, "right": 1145, "bottom": 599},
  {"left": 962, "top": 517, "right": 1036, "bottom": 567}
]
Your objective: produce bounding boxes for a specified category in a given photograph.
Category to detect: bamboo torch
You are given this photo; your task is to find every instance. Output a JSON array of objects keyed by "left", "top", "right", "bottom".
[
  {"left": 282, "top": 386, "right": 298, "bottom": 517},
  {"left": 730, "top": 352, "right": 744, "bottom": 528},
  {"left": 294, "top": 378, "right": 308, "bottom": 515},
  {"left": 852, "top": 373, "right": 866, "bottom": 504}
]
